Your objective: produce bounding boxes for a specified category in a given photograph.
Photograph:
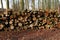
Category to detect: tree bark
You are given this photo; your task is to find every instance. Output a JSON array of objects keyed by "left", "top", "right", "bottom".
[
  {"left": 1, "top": 0, "right": 3, "bottom": 9},
  {"left": 6, "top": 0, "right": 9, "bottom": 9},
  {"left": 42, "top": 0, "right": 45, "bottom": 10},
  {"left": 24, "top": 0, "right": 29, "bottom": 10},
  {"left": 32, "top": 0, "right": 35, "bottom": 10},
  {"left": 51, "top": 0, "right": 55, "bottom": 10},
  {"left": 38, "top": 0, "right": 42, "bottom": 9},
  {"left": 48, "top": 0, "right": 51, "bottom": 10},
  {"left": 20, "top": 0, "right": 24, "bottom": 11},
  {"left": 13, "top": 0, "right": 15, "bottom": 10}
]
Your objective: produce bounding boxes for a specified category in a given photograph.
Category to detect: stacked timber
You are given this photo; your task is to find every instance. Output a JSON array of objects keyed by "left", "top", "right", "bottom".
[{"left": 0, "top": 9, "right": 59, "bottom": 31}]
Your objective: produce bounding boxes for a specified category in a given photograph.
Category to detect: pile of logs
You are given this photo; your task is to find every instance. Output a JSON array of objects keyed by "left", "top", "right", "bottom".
[{"left": 0, "top": 9, "right": 60, "bottom": 31}]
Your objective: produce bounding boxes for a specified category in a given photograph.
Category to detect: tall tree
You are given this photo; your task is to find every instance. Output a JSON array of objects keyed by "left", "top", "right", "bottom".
[
  {"left": 1, "top": 0, "right": 3, "bottom": 8},
  {"left": 12, "top": 0, "right": 22, "bottom": 10},
  {"left": 25, "top": 0, "right": 29, "bottom": 10},
  {"left": 6, "top": 0, "right": 9, "bottom": 9},
  {"left": 56, "top": 0, "right": 59, "bottom": 10},
  {"left": 42, "top": 0, "right": 45, "bottom": 10},
  {"left": 20, "top": 0, "right": 24, "bottom": 11},
  {"left": 44, "top": 0, "right": 46, "bottom": 10},
  {"left": 54, "top": 0, "right": 56, "bottom": 10},
  {"left": 38, "top": 0, "right": 40, "bottom": 9},
  {"left": 51, "top": 0, "right": 55, "bottom": 10},
  {"left": 32, "top": 0, "right": 35, "bottom": 10},
  {"left": 48, "top": 0, "right": 51, "bottom": 10},
  {"left": 17, "top": 0, "right": 20, "bottom": 10},
  {"left": 38, "top": 0, "right": 42, "bottom": 9},
  {"left": 15, "top": 0, "right": 19, "bottom": 10},
  {"left": 13, "top": 0, "right": 15, "bottom": 10}
]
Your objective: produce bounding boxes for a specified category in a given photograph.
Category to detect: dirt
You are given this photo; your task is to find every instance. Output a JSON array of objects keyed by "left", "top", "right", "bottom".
[{"left": 0, "top": 28, "right": 60, "bottom": 40}]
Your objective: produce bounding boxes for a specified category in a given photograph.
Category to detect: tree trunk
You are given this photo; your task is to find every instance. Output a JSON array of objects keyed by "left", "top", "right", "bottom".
[
  {"left": 38, "top": 0, "right": 42, "bottom": 9},
  {"left": 56, "top": 0, "right": 59, "bottom": 10},
  {"left": 6, "top": 0, "right": 9, "bottom": 9},
  {"left": 48, "top": 0, "right": 51, "bottom": 10},
  {"left": 20, "top": 0, "right": 24, "bottom": 11},
  {"left": 42, "top": 0, "right": 45, "bottom": 10},
  {"left": 24, "top": 0, "right": 29, "bottom": 10},
  {"left": 13, "top": 0, "right": 15, "bottom": 10},
  {"left": 51, "top": 0, "right": 55, "bottom": 10},
  {"left": 38, "top": 0, "right": 40, "bottom": 9},
  {"left": 32, "top": 0, "right": 35, "bottom": 10},
  {"left": 1, "top": 0, "right": 3, "bottom": 9},
  {"left": 44, "top": 0, "right": 46, "bottom": 10},
  {"left": 18, "top": 0, "right": 20, "bottom": 11}
]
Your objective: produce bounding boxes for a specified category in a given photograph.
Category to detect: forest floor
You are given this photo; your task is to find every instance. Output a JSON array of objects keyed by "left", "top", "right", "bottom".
[{"left": 0, "top": 28, "right": 60, "bottom": 40}]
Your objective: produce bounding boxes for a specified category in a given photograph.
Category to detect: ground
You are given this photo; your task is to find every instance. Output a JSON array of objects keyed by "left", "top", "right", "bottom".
[{"left": 0, "top": 28, "right": 60, "bottom": 40}]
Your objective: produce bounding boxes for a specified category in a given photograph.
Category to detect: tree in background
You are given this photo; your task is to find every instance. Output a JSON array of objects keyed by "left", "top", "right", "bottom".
[
  {"left": 12, "top": 0, "right": 20, "bottom": 11},
  {"left": 12, "top": 0, "right": 15, "bottom": 10},
  {"left": 6, "top": 0, "right": 9, "bottom": 9},
  {"left": 24, "top": 0, "right": 29, "bottom": 10},
  {"left": 1, "top": 0, "right": 3, "bottom": 9},
  {"left": 32, "top": 0, "right": 35, "bottom": 10},
  {"left": 38, "top": 0, "right": 42, "bottom": 9},
  {"left": 56, "top": 0, "right": 59, "bottom": 10},
  {"left": 42, "top": 0, "right": 45, "bottom": 10},
  {"left": 19, "top": 0, "right": 24, "bottom": 11},
  {"left": 51, "top": 0, "right": 55, "bottom": 10},
  {"left": 48, "top": 0, "right": 51, "bottom": 10},
  {"left": 0, "top": 0, "right": 59, "bottom": 11}
]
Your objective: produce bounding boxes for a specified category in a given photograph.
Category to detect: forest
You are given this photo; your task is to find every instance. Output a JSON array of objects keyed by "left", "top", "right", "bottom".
[{"left": 0, "top": 0, "right": 59, "bottom": 11}]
